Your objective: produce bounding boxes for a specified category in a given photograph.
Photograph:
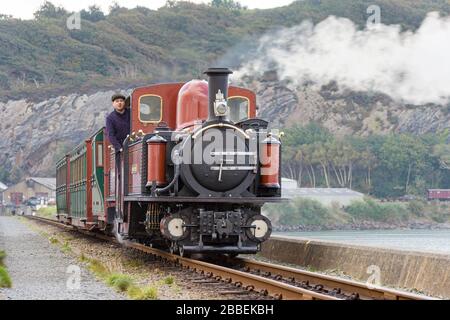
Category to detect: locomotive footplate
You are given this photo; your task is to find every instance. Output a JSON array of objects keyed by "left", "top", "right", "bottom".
[{"left": 124, "top": 196, "right": 288, "bottom": 203}]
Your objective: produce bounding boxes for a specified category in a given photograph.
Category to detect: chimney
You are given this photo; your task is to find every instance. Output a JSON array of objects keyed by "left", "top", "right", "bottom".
[{"left": 204, "top": 67, "right": 233, "bottom": 122}]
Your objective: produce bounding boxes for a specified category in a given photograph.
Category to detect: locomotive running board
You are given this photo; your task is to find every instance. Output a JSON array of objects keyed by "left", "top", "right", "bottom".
[{"left": 123, "top": 196, "right": 288, "bottom": 204}]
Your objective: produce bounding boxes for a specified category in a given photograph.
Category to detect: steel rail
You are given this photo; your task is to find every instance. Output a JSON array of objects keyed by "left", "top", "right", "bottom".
[{"left": 231, "top": 257, "right": 434, "bottom": 300}]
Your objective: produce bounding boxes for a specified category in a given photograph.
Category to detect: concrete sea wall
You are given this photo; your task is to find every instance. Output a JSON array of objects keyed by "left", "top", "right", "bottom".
[{"left": 261, "top": 236, "right": 450, "bottom": 298}]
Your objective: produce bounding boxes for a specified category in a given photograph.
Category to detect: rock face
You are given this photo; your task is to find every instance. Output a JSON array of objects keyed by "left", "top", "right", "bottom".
[
  {"left": 0, "top": 90, "right": 130, "bottom": 179},
  {"left": 1, "top": 75, "right": 450, "bottom": 180},
  {"left": 248, "top": 72, "right": 450, "bottom": 137}
]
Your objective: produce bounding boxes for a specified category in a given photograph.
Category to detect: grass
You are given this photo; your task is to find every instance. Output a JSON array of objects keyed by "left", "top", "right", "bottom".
[
  {"left": 107, "top": 273, "right": 134, "bottom": 292},
  {"left": 123, "top": 259, "right": 144, "bottom": 268},
  {"left": 163, "top": 276, "right": 174, "bottom": 285},
  {"left": 61, "top": 241, "right": 71, "bottom": 253},
  {"left": 36, "top": 206, "right": 57, "bottom": 218},
  {"left": 48, "top": 236, "right": 59, "bottom": 244},
  {"left": 0, "top": 266, "right": 12, "bottom": 288},
  {"left": 0, "top": 251, "right": 12, "bottom": 288},
  {"left": 87, "top": 259, "right": 109, "bottom": 279},
  {"left": 79, "top": 253, "right": 89, "bottom": 263},
  {"left": 78, "top": 253, "right": 160, "bottom": 299},
  {"left": 127, "top": 285, "right": 159, "bottom": 300}
]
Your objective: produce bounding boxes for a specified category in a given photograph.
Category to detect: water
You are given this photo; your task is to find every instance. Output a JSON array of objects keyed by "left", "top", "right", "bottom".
[{"left": 274, "top": 229, "right": 450, "bottom": 255}]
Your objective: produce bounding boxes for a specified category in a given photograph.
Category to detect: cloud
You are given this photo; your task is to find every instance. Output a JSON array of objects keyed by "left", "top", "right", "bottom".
[{"left": 234, "top": 12, "right": 450, "bottom": 105}]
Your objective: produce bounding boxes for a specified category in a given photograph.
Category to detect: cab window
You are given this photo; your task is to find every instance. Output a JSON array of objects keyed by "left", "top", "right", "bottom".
[
  {"left": 139, "top": 95, "right": 162, "bottom": 123},
  {"left": 228, "top": 97, "right": 249, "bottom": 122}
]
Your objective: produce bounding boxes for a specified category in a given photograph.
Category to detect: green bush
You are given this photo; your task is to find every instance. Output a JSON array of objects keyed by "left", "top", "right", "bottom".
[
  {"left": 407, "top": 200, "right": 426, "bottom": 217},
  {"left": 382, "top": 203, "right": 409, "bottom": 222},
  {"left": 271, "top": 198, "right": 331, "bottom": 226},
  {"left": 37, "top": 206, "right": 57, "bottom": 218},
  {"left": 345, "top": 198, "right": 408, "bottom": 222},
  {"left": 0, "top": 250, "right": 5, "bottom": 265},
  {"left": 428, "top": 203, "right": 447, "bottom": 223}
]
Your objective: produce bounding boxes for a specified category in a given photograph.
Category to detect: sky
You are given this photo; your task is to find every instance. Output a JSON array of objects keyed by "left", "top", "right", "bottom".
[{"left": 0, "top": 0, "right": 296, "bottom": 19}]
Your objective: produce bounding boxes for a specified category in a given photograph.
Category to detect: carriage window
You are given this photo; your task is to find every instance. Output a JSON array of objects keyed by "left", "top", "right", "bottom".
[
  {"left": 139, "top": 95, "right": 162, "bottom": 123},
  {"left": 96, "top": 142, "right": 103, "bottom": 167},
  {"left": 228, "top": 97, "right": 249, "bottom": 122}
]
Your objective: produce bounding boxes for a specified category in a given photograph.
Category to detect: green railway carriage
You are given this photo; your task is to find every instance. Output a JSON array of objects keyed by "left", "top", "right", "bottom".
[
  {"left": 56, "top": 158, "right": 68, "bottom": 215},
  {"left": 56, "top": 128, "right": 109, "bottom": 229}
]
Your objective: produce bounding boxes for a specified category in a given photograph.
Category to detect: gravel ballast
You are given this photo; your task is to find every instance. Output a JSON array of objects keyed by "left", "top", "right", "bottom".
[{"left": 0, "top": 216, "right": 124, "bottom": 300}]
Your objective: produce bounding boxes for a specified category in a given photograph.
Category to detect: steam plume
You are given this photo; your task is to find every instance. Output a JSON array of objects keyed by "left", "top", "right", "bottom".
[{"left": 234, "top": 12, "right": 450, "bottom": 105}]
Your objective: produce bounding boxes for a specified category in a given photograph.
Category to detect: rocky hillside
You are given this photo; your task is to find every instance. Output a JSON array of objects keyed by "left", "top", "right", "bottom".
[
  {"left": 250, "top": 71, "right": 450, "bottom": 136},
  {"left": 1, "top": 74, "right": 450, "bottom": 182},
  {"left": 0, "top": 90, "right": 129, "bottom": 179}
]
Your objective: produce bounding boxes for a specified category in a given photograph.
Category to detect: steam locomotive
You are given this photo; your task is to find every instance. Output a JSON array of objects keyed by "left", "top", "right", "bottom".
[{"left": 56, "top": 68, "right": 283, "bottom": 256}]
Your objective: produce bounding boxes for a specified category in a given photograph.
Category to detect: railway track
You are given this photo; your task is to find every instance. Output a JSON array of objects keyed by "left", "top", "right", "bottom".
[{"left": 24, "top": 215, "right": 434, "bottom": 300}]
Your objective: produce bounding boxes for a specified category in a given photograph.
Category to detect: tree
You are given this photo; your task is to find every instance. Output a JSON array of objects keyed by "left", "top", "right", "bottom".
[
  {"left": 34, "top": 1, "right": 67, "bottom": 19},
  {"left": 379, "top": 134, "right": 427, "bottom": 194},
  {"left": 81, "top": 5, "right": 105, "bottom": 22},
  {"left": 284, "top": 122, "right": 332, "bottom": 147},
  {"left": 0, "top": 14, "right": 13, "bottom": 20},
  {"left": 327, "top": 140, "right": 359, "bottom": 188},
  {"left": 210, "top": 0, "right": 246, "bottom": 10},
  {"left": 165, "top": 0, "right": 179, "bottom": 8},
  {"left": 109, "top": 2, "right": 123, "bottom": 15}
]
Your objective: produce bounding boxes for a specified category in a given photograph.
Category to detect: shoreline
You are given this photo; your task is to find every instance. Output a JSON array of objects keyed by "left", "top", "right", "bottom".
[{"left": 273, "top": 221, "right": 450, "bottom": 232}]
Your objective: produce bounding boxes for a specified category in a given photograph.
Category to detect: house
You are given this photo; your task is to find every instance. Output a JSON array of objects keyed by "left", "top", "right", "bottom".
[
  {"left": 281, "top": 177, "right": 364, "bottom": 207},
  {"left": 3, "top": 177, "right": 56, "bottom": 205},
  {"left": 0, "top": 181, "right": 7, "bottom": 204}
]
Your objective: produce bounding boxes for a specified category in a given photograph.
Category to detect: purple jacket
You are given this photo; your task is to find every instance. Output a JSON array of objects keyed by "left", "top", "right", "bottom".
[{"left": 106, "top": 108, "right": 131, "bottom": 152}]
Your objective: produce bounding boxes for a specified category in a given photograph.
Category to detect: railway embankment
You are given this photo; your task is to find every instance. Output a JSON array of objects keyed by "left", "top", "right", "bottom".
[{"left": 261, "top": 236, "right": 450, "bottom": 298}]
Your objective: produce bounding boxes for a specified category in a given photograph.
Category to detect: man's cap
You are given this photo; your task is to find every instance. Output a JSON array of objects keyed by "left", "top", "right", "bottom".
[{"left": 112, "top": 93, "right": 126, "bottom": 102}]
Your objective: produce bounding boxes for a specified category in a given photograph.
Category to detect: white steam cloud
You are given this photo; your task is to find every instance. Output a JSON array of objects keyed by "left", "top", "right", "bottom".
[{"left": 234, "top": 12, "right": 450, "bottom": 105}]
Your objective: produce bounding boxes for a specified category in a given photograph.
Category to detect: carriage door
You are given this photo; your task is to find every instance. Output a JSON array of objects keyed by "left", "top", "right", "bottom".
[{"left": 92, "top": 139, "right": 105, "bottom": 217}]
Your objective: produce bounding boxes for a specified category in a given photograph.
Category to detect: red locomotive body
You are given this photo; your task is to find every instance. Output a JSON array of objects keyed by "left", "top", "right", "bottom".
[{"left": 56, "top": 68, "right": 283, "bottom": 256}]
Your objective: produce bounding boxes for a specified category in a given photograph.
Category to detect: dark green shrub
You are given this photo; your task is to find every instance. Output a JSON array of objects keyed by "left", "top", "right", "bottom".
[
  {"left": 407, "top": 200, "right": 426, "bottom": 217},
  {"left": 277, "top": 198, "right": 330, "bottom": 226},
  {"left": 345, "top": 198, "right": 408, "bottom": 222}
]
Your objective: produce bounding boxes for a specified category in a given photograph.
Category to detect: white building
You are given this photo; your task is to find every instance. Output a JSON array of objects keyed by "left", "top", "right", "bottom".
[
  {"left": 0, "top": 181, "right": 7, "bottom": 204},
  {"left": 281, "top": 178, "right": 364, "bottom": 207}
]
